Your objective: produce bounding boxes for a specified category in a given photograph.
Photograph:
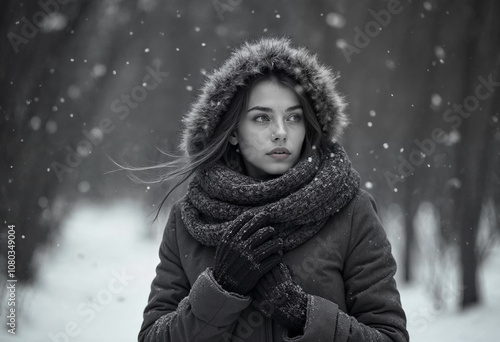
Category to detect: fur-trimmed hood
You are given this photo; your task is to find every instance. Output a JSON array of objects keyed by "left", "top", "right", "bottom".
[{"left": 180, "top": 37, "right": 348, "bottom": 156}]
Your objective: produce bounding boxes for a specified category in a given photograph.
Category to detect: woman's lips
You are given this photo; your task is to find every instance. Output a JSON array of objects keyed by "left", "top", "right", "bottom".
[{"left": 267, "top": 147, "right": 291, "bottom": 160}]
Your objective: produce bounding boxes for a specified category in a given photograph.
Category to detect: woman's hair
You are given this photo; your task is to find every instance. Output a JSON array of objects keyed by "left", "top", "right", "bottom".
[{"left": 126, "top": 71, "right": 327, "bottom": 215}]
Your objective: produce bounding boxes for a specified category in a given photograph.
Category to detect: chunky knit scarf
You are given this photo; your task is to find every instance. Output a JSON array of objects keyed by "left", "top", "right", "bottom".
[{"left": 181, "top": 143, "right": 360, "bottom": 251}]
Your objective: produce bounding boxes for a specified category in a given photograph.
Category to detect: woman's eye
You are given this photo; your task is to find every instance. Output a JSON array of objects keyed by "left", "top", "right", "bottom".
[
  {"left": 288, "top": 113, "right": 303, "bottom": 122},
  {"left": 254, "top": 114, "right": 269, "bottom": 122}
]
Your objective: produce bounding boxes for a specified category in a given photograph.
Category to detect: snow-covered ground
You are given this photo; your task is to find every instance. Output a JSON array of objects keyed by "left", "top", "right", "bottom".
[
  {"left": 1, "top": 200, "right": 161, "bottom": 342},
  {"left": 1, "top": 200, "right": 498, "bottom": 341},
  {"left": 401, "top": 246, "right": 500, "bottom": 342}
]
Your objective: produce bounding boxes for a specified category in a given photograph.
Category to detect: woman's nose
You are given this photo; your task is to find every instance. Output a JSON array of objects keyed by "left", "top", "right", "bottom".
[{"left": 271, "top": 121, "right": 287, "bottom": 142}]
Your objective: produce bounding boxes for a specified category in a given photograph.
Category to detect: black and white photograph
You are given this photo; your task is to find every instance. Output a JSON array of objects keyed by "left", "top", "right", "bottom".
[{"left": 1, "top": 1, "right": 499, "bottom": 341}]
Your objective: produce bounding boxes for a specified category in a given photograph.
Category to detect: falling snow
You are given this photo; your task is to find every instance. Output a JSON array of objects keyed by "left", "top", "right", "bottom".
[{"left": 326, "top": 12, "right": 346, "bottom": 28}]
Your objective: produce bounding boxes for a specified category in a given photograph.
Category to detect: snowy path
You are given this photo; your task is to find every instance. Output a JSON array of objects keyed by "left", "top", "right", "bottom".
[
  {"left": 1, "top": 201, "right": 498, "bottom": 341},
  {"left": 401, "top": 246, "right": 500, "bottom": 342}
]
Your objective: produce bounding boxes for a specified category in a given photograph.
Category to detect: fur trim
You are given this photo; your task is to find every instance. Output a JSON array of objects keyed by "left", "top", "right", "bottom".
[{"left": 180, "top": 37, "right": 348, "bottom": 156}]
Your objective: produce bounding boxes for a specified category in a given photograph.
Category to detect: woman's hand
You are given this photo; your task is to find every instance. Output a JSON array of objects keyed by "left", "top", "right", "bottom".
[
  {"left": 252, "top": 263, "right": 308, "bottom": 337},
  {"left": 213, "top": 212, "right": 283, "bottom": 295}
]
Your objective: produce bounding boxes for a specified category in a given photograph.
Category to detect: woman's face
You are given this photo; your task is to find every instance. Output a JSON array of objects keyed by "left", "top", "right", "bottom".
[{"left": 230, "top": 79, "right": 306, "bottom": 178}]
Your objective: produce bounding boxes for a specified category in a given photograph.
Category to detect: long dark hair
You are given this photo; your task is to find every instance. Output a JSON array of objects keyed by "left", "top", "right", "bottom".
[{"left": 125, "top": 71, "right": 328, "bottom": 216}]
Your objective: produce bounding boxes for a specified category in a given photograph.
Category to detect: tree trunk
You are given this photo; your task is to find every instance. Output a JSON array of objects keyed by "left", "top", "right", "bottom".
[{"left": 455, "top": 0, "right": 500, "bottom": 308}]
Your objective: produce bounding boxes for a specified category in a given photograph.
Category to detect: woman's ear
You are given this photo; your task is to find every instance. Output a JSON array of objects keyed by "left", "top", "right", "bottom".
[{"left": 228, "top": 132, "right": 238, "bottom": 146}]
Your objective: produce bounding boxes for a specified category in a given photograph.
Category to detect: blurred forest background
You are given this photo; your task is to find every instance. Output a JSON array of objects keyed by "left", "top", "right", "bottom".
[{"left": 1, "top": 0, "right": 499, "bottom": 341}]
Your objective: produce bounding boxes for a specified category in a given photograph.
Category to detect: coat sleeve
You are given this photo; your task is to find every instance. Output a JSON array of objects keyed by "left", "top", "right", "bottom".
[
  {"left": 284, "top": 191, "right": 409, "bottom": 342},
  {"left": 138, "top": 204, "right": 251, "bottom": 342}
]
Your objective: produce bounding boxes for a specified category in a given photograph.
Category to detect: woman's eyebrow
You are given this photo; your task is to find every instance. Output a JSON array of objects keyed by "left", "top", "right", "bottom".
[
  {"left": 247, "top": 105, "right": 303, "bottom": 113},
  {"left": 286, "top": 105, "right": 302, "bottom": 112},
  {"left": 247, "top": 106, "right": 271, "bottom": 113}
]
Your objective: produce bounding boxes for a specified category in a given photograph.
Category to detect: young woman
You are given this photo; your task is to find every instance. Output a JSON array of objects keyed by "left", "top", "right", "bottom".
[{"left": 138, "top": 37, "right": 409, "bottom": 342}]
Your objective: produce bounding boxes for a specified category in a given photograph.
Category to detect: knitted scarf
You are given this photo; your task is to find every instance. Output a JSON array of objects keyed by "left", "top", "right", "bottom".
[{"left": 181, "top": 143, "right": 360, "bottom": 251}]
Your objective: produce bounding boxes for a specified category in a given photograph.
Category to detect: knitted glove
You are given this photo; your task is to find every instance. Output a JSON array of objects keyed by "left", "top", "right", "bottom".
[
  {"left": 252, "top": 263, "right": 308, "bottom": 336},
  {"left": 213, "top": 212, "right": 283, "bottom": 296}
]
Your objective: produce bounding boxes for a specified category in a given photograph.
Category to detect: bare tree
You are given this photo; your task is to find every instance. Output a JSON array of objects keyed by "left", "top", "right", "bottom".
[{"left": 451, "top": 0, "right": 499, "bottom": 308}]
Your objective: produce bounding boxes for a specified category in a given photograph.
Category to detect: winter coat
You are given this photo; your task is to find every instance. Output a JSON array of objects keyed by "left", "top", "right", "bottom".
[{"left": 138, "top": 189, "right": 409, "bottom": 341}]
